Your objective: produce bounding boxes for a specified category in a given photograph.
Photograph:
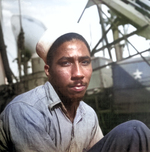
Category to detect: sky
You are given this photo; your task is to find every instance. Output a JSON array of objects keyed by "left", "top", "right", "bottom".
[
  {"left": 1, "top": 0, "right": 150, "bottom": 79},
  {"left": 1, "top": 0, "right": 99, "bottom": 77}
]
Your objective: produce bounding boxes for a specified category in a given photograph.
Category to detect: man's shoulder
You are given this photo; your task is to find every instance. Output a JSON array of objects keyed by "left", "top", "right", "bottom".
[
  {"left": 2, "top": 84, "right": 46, "bottom": 112},
  {"left": 80, "top": 101, "right": 94, "bottom": 109},
  {"left": 79, "top": 101, "right": 99, "bottom": 126},
  {"left": 80, "top": 101, "right": 97, "bottom": 116},
  {"left": 0, "top": 84, "right": 47, "bottom": 119},
  {"left": 13, "top": 84, "right": 45, "bottom": 104}
]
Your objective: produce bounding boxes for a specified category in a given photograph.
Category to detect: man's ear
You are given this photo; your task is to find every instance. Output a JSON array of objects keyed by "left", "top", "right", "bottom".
[{"left": 44, "top": 64, "right": 50, "bottom": 77}]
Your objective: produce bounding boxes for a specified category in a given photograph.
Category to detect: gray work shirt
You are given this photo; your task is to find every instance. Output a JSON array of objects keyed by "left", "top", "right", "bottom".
[{"left": 0, "top": 82, "right": 103, "bottom": 152}]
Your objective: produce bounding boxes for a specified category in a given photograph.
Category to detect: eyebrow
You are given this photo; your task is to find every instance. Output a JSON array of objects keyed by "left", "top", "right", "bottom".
[{"left": 58, "top": 56, "right": 91, "bottom": 61}]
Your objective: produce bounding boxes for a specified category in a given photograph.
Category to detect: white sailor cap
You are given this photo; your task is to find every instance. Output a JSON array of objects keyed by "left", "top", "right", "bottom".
[{"left": 36, "top": 23, "right": 91, "bottom": 63}]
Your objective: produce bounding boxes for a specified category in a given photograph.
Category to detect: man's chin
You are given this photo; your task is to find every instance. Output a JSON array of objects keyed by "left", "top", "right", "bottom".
[
  {"left": 70, "top": 95, "right": 84, "bottom": 102},
  {"left": 63, "top": 94, "right": 84, "bottom": 103},
  {"left": 57, "top": 90, "right": 85, "bottom": 102}
]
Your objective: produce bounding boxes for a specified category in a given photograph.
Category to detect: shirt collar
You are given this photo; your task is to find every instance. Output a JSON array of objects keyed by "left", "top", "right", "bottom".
[
  {"left": 73, "top": 101, "right": 86, "bottom": 124},
  {"left": 78, "top": 101, "right": 86, "bottom": 116},
  {"left": 44, "top": 82, "right": 86, "bottom": 117},
  {"left": 44, "top": 81, "right": 61, "bottom": 110}
]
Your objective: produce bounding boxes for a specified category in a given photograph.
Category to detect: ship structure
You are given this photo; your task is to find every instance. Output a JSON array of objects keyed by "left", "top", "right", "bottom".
[{"left": 0, "top": 0, "right": 150, "bottom": 134}]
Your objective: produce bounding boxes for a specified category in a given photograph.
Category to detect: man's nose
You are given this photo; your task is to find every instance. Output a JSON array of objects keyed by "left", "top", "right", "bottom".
[{"left": 71, "top": 63, "right": 84, "bottom": 80}]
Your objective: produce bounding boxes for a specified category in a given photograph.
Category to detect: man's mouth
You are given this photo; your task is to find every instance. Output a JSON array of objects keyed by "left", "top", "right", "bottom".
[{"left": 70, "top": 84, "right": 86, "bottom": 92}]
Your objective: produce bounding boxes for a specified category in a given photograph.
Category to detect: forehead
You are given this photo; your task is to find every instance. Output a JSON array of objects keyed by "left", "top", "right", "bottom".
[{"left": 54, "top": 39, "right": 90, "bottom": 57}]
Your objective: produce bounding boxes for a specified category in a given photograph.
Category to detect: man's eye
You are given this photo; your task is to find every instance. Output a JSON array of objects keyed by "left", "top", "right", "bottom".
[
  {"left": 81, "top": 60, "right": 91, "bottom": 65},
  {"left": 60, "top": 61, "right": 71, "bottom": 66}
]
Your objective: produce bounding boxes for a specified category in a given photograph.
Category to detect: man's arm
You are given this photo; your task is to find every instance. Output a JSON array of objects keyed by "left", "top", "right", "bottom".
[
  {"left": 88, "top": 125, "right": 103, "bottom": 150},
  {"left": 1, "top": 102, "right": 57, "bottom": 152},
  {"left": 87, "top": 113, "right": 104, "bottom": 151}
]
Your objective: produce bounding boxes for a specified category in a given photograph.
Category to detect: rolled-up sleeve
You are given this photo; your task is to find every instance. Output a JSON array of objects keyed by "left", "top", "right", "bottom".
[{"left": 1, "top": 102, "right": 57, "bottom": 152}]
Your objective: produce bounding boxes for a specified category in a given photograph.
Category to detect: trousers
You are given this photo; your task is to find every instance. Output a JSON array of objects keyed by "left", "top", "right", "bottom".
[{"left": 88, "top": 120, "right": 150, "bottom": 152}]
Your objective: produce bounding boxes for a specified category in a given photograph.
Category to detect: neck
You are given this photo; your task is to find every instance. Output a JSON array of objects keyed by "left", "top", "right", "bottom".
[
  {"left": 60, "top": 98, "right": 80, "bottom": 123},
  {"left": 53, "top": 87, "right": 81, "bottom": 123}
]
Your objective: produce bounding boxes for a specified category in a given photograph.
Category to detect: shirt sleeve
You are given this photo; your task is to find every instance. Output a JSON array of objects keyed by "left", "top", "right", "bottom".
[
  {"left": 1, "top": 102, "right": 57, "bottom": 152},
  {"left": 87, "top": 113, "right": 104, "bottom": 150}
]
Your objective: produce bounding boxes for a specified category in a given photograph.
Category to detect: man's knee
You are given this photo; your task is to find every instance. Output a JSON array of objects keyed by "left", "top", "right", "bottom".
[
  {"left": 123, "top": 120, "right": 148, "bottom": 128},
  {"left": 105, "top": 120, "right": 150, "bottom": 151},
  {"left": 111, "top": 120, "right": 149, "bottom": 137},
  {"left": 88, "top": 120, "right": 150, "bottom": 152},
  {"left": 119, "top": 120, "right": 150, "bottom": 135}
]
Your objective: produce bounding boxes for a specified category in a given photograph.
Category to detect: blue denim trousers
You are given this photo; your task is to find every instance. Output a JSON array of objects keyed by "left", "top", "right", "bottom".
[{"left": 88, "top": 120, "right": 150, "bottom": 152}]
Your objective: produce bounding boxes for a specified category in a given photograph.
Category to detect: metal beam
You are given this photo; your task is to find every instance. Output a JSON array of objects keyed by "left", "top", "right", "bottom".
[
  {"left": 92, "top": 24, "right": 149, "bottom": 55},
  {"left": 92, "top": 48, "right": 150, "bottom": 72},
  {"left": 101, "top": 0, "right": 150, "bottom": 39},
  {"left": 87, "top": 0, "right": 150, "bottom": 39},
  {"left": 0, "top": 24, "right": 12, "bottom": 83}
]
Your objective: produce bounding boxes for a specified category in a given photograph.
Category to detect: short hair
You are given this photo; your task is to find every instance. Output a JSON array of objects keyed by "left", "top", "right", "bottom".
[{"left": 47, "top": 32, "right": 91, "bottom": 67}]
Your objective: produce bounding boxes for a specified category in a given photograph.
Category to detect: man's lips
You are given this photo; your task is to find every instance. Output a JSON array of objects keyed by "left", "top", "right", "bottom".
[{"left": 69, "top": 84, "right": 86, "bottom": 92}]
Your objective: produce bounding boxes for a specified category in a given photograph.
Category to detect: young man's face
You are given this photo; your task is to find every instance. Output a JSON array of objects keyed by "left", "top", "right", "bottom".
[{"left": 45, "top": 39, "right": 92, "bottom": 102}]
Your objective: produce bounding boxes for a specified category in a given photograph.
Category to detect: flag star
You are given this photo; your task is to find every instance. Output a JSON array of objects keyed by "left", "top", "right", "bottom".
[{"left": 133, "top": 69, "right": 143, "bottom": 79}]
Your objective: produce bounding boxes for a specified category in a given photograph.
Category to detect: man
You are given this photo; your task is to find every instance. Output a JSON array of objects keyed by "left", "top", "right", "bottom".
[
  {"left": 0, "top": 32, "right": 103, "bottom": 152},
  {"left": 0, "top": 31, "right": 150, "bottom": 152}
]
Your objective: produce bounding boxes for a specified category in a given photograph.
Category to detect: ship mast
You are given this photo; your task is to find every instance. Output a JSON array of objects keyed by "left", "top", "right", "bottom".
[{"left": 0, "top": 0, "right": 12, "bottom": 84}]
